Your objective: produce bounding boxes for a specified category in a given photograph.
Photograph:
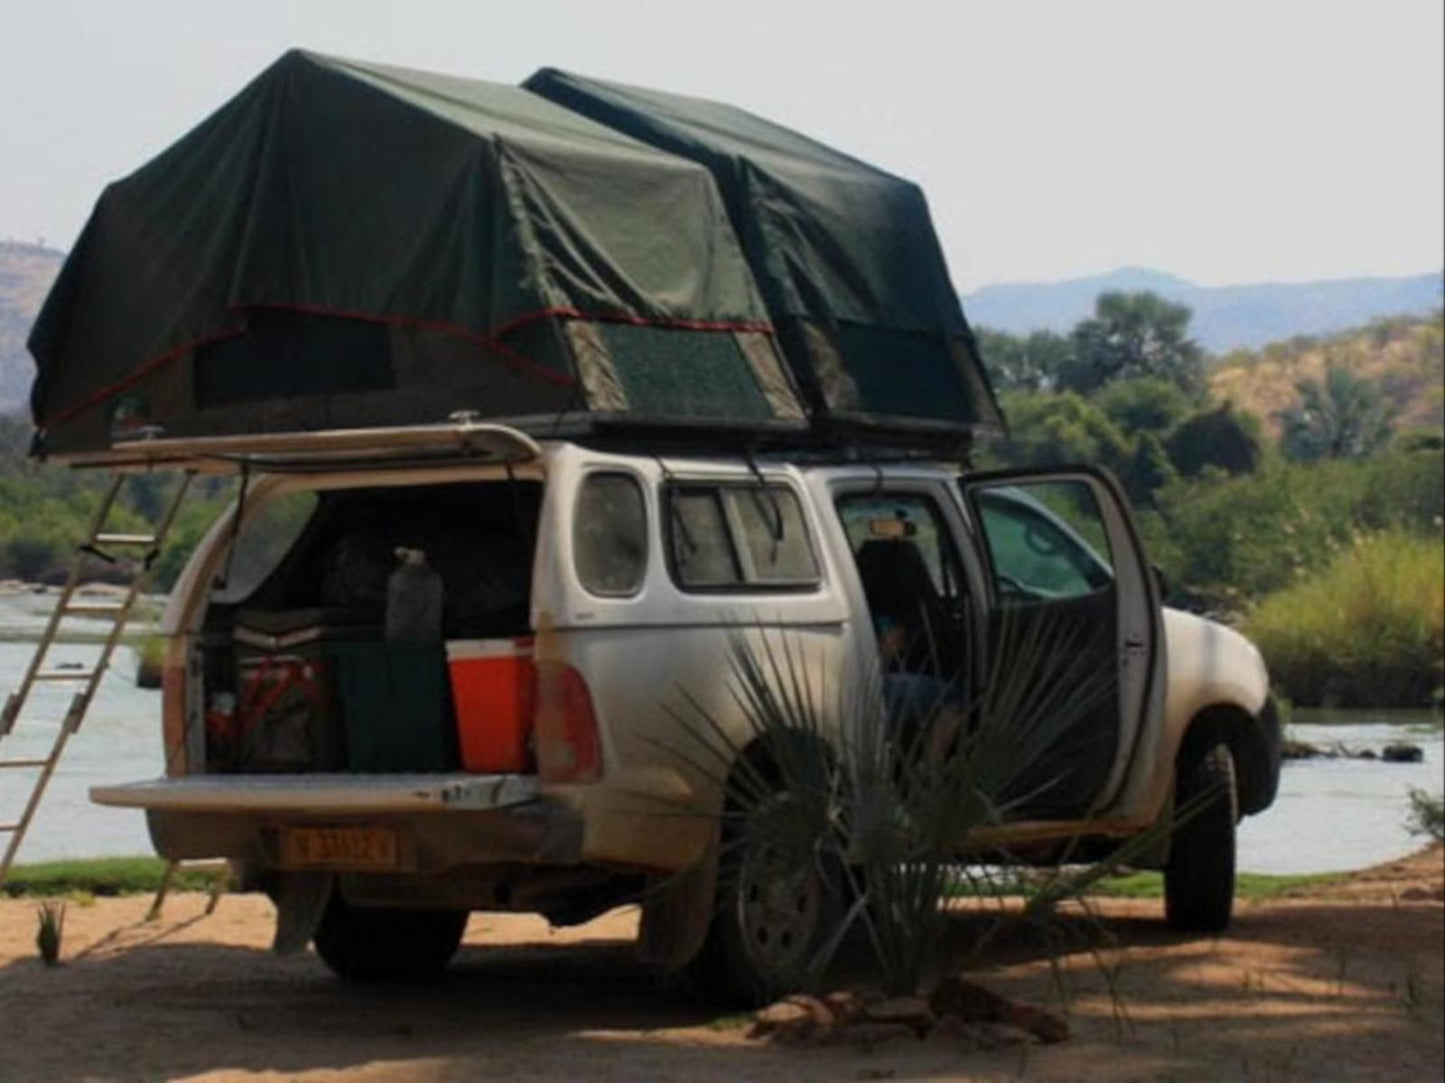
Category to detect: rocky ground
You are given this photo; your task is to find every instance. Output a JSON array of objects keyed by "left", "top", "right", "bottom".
[{"left": 0, "top": 846, "right": 1440, "bottom": 1082}]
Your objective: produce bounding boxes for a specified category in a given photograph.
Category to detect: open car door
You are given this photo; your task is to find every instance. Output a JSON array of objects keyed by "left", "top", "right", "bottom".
[{"left": 958, "top": 467, "right": 1164, "bottom": 820}]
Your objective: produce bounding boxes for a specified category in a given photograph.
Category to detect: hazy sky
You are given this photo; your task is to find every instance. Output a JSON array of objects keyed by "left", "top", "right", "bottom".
[{"left": 1, "top": 0, "right": 1440, "bottom": 290}]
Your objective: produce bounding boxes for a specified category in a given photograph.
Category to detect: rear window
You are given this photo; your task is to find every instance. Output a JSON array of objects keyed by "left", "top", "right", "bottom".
[
  {"left": 212, "top": 490, "right": 320, "bottom": 605},
  {"left": 666, "top": 483, "right": 819, "bottom": 591},
  {"left": 574, "top": 472, "right": 648, "bottom": 596}
]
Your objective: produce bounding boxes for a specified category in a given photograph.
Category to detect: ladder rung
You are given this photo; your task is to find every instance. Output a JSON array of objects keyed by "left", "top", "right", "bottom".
[
  {"left": 0, "top": 760, "right": 48, "bottom": 769},
  {"left": 34, "top": 669, "right": 99, "bottom": 682},
  {"left": 61, "top": 602, "right": 129, "bottom": 618},
  {"left": 0, "top": 824, "right": 19, "bottom": 833},
  {"left": 93, "top": 533, "right": 157, "bottom": 547}
]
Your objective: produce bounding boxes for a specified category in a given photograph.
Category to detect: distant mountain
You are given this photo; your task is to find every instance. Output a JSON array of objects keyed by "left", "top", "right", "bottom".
[
  {"left": 0, "top": 241, "right": 63, "bottom": 414},
  {"left": 963, "top": 267, "right": 1444, "bottom": 353}
]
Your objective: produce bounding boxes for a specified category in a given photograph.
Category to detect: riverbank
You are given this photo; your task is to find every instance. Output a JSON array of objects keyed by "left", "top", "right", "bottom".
[
  {"left": 0, "top": 857, "right": 225, "bottom": 898},
  {"left": 0, "top": 845, "right": 1438, "bottom": 1082}
]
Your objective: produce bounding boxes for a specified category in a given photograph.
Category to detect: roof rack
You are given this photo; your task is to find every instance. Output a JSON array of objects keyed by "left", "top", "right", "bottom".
[{"left": 51, "top": 421, "right": 542, "bottom": 474}]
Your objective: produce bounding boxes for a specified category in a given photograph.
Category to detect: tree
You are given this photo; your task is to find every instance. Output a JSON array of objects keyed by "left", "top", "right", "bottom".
[
  {"left": 976, "top": 328, "right": 1071, "bottom": 392},
  {"left": 1093, "top": 377, "right": 1194, "bottom": 436},
  {"left": 1121, "top": 432, "right": 1178, "bottom": 503},
  {"left": 991, "top": 390, "right": 1131, "bottom": 475},
  {"left": 1278, "top": 365, "right": 1395, "bottom": 462},
  {"left": 1165, "top": 404, "right": 1263, "bottom": 478},
  {"left": 1059, "top": 292, "right": 1205, "bottom": 395}
]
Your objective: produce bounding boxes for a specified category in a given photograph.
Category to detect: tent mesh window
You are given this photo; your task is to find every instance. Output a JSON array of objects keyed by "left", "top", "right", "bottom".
[{"left": 593, "top": 323, "right": 773, "bottom": 421}]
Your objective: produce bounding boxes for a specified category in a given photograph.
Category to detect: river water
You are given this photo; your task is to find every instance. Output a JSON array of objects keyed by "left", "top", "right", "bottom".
[{"left": 2, "top": 589, "right": 1441, "bottom": 872}]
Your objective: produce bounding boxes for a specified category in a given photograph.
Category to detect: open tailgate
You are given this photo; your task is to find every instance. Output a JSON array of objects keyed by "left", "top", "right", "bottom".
[{"left": 92, "top": 773, "right": 538, "bottom": 814}]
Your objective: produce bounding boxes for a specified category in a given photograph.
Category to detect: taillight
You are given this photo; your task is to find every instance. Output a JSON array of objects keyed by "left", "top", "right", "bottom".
[{"left": 533, "top": 660, "right": 602, "bottom": 783}]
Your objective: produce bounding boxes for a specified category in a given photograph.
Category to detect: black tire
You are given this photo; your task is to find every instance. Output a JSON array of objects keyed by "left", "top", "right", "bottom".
[
  {"left": 1165, "top": 740, "right": 1238, "bottom": 932},
  {"left": 312, "top": 894, "right": 469, "bottom": 982},
  {"left": 688, "top": 794, "right": 839, "bottom": 1006}
]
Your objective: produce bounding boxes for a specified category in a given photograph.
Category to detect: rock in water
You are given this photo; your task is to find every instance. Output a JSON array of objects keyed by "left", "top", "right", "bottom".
[{"left": 1382, "top": 743, "right": 1425, "bottom": 764}]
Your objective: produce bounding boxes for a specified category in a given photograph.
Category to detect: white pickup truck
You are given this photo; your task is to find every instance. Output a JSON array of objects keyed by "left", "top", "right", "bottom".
[{"left": 94, "top": 427, "right": 1280, "bottom": 999}]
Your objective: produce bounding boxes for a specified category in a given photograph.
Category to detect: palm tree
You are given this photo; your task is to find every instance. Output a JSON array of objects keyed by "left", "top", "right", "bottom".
[{"left": 1279, "top": 364, "right": 1395, "bottom": 461}]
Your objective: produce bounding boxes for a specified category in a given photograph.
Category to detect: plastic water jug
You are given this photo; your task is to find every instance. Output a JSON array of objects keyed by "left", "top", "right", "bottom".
[{"left": 385, "top": 547, "right": 444, "bottom": 644}]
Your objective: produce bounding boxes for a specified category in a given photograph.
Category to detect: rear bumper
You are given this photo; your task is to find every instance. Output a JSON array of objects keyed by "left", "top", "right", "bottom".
[{"left": 92, "top": 774, "right": 583, "bottom": 872}]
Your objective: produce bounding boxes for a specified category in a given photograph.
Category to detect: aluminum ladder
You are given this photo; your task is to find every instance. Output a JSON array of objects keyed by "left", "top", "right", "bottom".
[{"left": 0, "top": 471, "right": 193, "bottom": 888}]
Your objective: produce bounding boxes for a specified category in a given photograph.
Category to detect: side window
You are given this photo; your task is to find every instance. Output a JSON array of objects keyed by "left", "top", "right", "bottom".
[
  {"left": 733, "top": 487, "right": 818, "bottom": 584},
  {"left": 667, "top": 483, "right": 819, "bottom": 591},
  {"left": 835, "top": 491, "right": 968, "bottom": 676},
  {"left": 574, "top": 472, "right": 648, "bottom": 596},
  {"left": 670, "top": 489, "right": 741, "bottom": 588},
  {"left": 836, "top": 493, "right": 965, "bottom": 602},
  {"left": 973, "top": 484, "right": 1113, "bottom": 601}
]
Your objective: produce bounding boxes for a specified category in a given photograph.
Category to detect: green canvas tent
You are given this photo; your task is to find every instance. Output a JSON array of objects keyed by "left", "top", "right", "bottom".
[
  {"left": 525, "top": 68, "right": 1003, "bottom": 443},
  {"left": 28, "top": 51, "right": 802, "bottom": 455}
]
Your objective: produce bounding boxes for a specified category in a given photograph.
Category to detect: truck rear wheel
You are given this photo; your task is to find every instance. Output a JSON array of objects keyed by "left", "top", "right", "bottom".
[
  {"left": 689, "top": 791, "right": 838, "bottom": 1006},
  {"left": 312, "top": 894, "right": 469, "bottom": 982},
  {"left": 1165, "top": 741, "right": 1238, "bottom": 932}
]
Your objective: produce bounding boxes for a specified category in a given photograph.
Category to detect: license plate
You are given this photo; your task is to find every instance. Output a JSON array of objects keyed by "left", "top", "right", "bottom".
[{"left": 281, "top": 826, "right": 399, "bottom": 870}]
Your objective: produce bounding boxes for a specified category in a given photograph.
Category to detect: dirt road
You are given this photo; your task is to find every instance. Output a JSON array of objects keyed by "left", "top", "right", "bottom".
[{"left": 1, "top": 847, "right": 1440, "bottom": 1082}]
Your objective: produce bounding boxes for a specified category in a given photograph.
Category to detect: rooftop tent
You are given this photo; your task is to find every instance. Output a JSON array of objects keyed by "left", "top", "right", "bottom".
[
  {"left": 525, "top": 69, "right": 1004, "bottom": 445},
  {"left": 28, "top": 51, "right": 802, "bottom": 456}
]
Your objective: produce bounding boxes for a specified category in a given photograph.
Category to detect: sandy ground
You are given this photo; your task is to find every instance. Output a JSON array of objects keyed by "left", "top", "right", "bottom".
[{"left": 1, "top": 847, "right": 1440, "bottom": 1083}]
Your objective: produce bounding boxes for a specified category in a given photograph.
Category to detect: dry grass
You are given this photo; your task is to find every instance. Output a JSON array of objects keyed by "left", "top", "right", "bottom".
[{"left": 1210, "top": 315, "right": 1444, "bottom": 441}]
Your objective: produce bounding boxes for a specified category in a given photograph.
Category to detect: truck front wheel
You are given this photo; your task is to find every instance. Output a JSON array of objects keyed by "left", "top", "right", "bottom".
[
  {"left": 1164, "top": 740, "right": 1238, "bottom": 932},
  {"left": 312, "top": 894, "right": 469, "bottom": 981}
]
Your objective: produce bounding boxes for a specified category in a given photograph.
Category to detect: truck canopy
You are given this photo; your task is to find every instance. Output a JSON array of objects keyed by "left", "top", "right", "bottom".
[{"left": 29, "top": 51, "right": 1000, "bottom": 459}]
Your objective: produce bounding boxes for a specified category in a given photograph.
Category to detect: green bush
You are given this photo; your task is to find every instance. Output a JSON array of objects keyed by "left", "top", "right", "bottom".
[
  {"left": 0, "top": 454, "right": 232, "bottom": 589},
  {"left": 1093, "top": 377, "right": 1195, "bottom": 435},
  {"left": 1406, "top": 789, "right": 1445, "bottom": 842},
  {"left": 1144, "top": 449, "right": 1445, "bottom": 603},
  {"left": 2, "top": 856, "right": 224, "bottom": 897},
  {"left": 1245, "top": 530, "right": 1444, "bottom": 707},
  {"left": 1165, "top": 403, "right": 1263, "bottom": 478},
  {"left": 135, "top": 634, "right": 167, "bottom": 688},
  {"left": 987, "top": 390, "right": 1131, "bottom": 475}
]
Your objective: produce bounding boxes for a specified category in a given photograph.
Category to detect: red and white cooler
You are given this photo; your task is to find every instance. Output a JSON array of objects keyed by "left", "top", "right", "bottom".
[{"left": 444, "top": 637, "right": 537, "bottom": 773}]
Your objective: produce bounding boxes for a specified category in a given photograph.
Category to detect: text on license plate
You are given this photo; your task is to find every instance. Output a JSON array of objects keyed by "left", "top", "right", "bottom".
[{"left": 282, "top": 826, "right": 399, "bottom": 869}]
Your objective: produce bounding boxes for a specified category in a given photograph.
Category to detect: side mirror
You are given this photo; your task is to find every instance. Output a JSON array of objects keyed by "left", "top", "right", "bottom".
[{"left": 1151, "top": 563, "right": 1171, "bottom": 603}]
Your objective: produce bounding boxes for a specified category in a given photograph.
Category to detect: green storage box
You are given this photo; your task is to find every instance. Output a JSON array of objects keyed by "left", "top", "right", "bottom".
[{"left": 328, "top": 641, "right": 459, "bottom": 772}]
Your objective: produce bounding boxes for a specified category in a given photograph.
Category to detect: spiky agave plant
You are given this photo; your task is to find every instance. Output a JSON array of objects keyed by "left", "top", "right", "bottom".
[
  {"left": 841, "top": 610, "right": 1120, "bottom": 995},
  {"left": 36, "top": 900, "right": 66, "bottom": 966},
  {"left": 653, "top": 623, "right": 855, "bottom": 998},
  {"left": 661, "top": 607, "right": 1126, "bottom": 1000}
]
